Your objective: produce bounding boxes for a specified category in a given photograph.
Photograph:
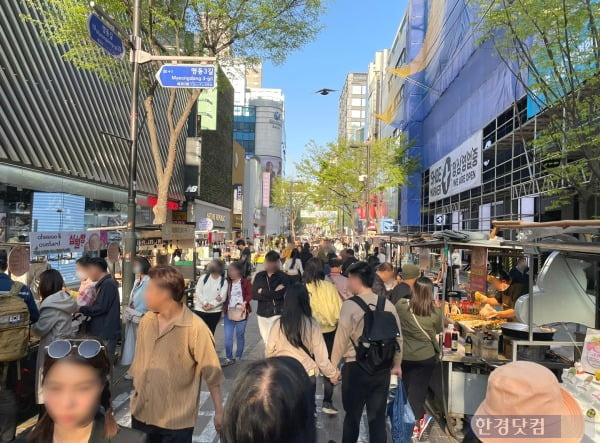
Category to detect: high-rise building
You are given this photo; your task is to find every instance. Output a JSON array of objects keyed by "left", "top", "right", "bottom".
[
  {"left": 366, "top": 50, "right": 389, "bottom": 140},
  {"left": 338, "top": 72, "right": 368, "bottom": 141},
  {"left": 245, "top": 64, "right": 262, "bottom": 88}
]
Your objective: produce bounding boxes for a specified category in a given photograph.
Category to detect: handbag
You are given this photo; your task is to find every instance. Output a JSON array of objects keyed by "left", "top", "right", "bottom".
[
  {"left": 408, "top": 301, "right": 441, "bottom": 356},
  {"left": 227, "top": 304, "right": 247, "bottom": 321}
]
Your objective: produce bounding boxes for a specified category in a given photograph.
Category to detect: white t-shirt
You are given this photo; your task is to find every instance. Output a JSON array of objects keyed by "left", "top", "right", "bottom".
[
  {"left": 378, "top": 253, "right": 386, "bottom": 263},
  {"left": 283, "top": 258, "right": 303, "bottom": 276},
  {"left": 195, "top": 274, "right": 228, "bottom": 313},
  {"left": 452, "top": 251, "right": 462, "bottom": 267},
  {"left": 229, "top": 280, "right": 244, "bottom": 308}
]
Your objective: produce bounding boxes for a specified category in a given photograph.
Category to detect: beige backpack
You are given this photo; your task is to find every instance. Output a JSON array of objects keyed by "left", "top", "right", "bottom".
[{"left": 0, "top": 282, "right": 30, "bottom": 362}]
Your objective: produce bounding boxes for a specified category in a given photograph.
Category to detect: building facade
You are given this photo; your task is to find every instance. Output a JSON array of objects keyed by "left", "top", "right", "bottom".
[
  {"left": 366, "top": 50, "right": 389, "bottom": 140},
  {"left": 0, "top": 1, "right": 188, "bottom": 235},
  {"left": 338, "top": 73, "right": 368, "bottom": 141},
  {"left": 382, "top": 0, "right": 582, "bottom": 233}
]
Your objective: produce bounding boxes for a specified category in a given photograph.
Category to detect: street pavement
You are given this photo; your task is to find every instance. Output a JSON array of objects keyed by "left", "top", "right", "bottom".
[{"left": 109, "top": 301, "right": 456, "bottom": 443}]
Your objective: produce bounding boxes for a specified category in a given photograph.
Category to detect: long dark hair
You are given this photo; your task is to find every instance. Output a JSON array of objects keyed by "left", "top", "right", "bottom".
[
  {"left": 222, "top": 357, "right": 316, "bottom": 443},
  {"left": 280, "top": 283, "right": 312, "bottom": 348},
  {"left": 411, "top": 277, "right": 435, "bottom": 317},
  {"left": 38, "top": 269, "right": 64, "bottom": 300},
  {"left": 289, "top": 248, "right": 300, "bottom": 268},
  {"left": 28, "top": 338, "right": 118, "bottom": 442},
  {"left": 303, "top": 258, "right": 325, "bottom": 286}
]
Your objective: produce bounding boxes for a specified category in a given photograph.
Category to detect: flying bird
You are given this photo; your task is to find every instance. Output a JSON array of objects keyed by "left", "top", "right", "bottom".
[{"left": 315, "top": 88, "right": 337, "bottom": 95}]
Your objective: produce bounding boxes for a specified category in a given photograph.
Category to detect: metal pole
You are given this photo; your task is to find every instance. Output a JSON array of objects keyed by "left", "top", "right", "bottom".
[
  {"left": 366, "top": 143, "right": 371, "bottom": 235},
  {"left": 122, "top": 0, "right": 142, "bottom": 308},
  {"left": 528, "top": 250, "right": 534, "bottom": 342}
]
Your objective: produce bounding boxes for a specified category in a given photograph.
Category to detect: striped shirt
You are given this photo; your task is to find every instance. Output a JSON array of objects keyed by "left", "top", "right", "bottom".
[{"left": 129, "top": 305, "right": 223, "bottom": 429}]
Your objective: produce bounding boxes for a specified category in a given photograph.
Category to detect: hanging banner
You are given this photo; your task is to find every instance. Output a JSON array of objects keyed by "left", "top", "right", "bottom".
[
  {"left": 233, "top": 185, "right": 243, "bottom": 215},
  {"left": 429, "top": 130, "right": 482, "bottom": 203},
  {"left": 29, "top": 231, "right": 108, "bottom": 259},
  {"left": 469, "top": 246, "right": 488, "bottom": 293},
  {"left": 262, "top": 172, "right": 271, "bottom": 207},
  {"left": 197, "top": 88, "right": 218, "bottom": 130}
]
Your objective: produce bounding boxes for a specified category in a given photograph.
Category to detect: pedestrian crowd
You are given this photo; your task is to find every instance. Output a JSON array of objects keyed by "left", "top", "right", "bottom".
[{"left": 1, "top": 237, "right": 576, "bottom": 443}]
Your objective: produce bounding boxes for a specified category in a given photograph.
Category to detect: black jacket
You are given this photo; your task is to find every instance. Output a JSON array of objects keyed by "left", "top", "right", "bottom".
[
  {"left": 16, "top": 415, "right": 146, "bottom": 442},
  {"left": 252, "top": 270, "right": 289, "bottom": 317},
  {"left": 80, "top": 274, "right": 121, "bottom": 340}
]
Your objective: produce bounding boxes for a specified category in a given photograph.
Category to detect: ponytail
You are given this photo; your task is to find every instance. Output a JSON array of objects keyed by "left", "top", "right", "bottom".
[{"left": 101, "top": 382, "right": 119, "bottom": 439}]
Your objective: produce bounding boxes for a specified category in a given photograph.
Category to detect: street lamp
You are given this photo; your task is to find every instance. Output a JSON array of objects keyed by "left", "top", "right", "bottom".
[{"left": 350, "top": 141, "right": 371, "bottom": 236}]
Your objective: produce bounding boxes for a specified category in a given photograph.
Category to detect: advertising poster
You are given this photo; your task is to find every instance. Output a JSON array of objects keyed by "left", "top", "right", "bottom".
[
  {"left": 258, "top": 155, "right": 281, "bottom": 209},
  {"left": 198, "top": 88, "right": 218, "bottom": 131}
]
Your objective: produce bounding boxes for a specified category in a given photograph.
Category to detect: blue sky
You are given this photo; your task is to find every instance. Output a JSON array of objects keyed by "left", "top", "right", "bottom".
[{"left": 262, "top": 0, "right": 408, "bottom": 174}]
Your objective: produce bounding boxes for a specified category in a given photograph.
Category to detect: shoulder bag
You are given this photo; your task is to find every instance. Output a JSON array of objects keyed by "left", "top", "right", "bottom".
[{"left": 408, "top": 301, "right": 441, "bottom": 357}]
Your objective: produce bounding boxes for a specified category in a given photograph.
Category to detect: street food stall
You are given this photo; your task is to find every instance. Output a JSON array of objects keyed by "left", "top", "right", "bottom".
[{"left": 393, "top": 224, "right": 600, "bottom": 439}]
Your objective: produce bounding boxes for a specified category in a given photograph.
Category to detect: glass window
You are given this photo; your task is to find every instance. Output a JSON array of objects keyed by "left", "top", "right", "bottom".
[
  {"left": 351, "top": 98, "right": 365, "bottom": 107},
  {"left": 352, "top": 85, "right": 365, "bottom": 95},
  {"left": 351, "top": 109, "right": 362, "bottom": 118}
]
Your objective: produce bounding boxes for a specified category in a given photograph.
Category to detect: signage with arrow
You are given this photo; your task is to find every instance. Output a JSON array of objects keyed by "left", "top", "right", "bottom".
[
  {"left": 87, "top": 13, "right": 125, "bottom": 59},
  {"left": 156, "top": 64, "right": 216, "bottom": 89}
]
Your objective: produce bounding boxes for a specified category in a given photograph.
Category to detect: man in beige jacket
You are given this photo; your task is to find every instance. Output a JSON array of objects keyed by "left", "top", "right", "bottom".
[{"left": 331, "top": 261, "right": 403, "bottom": 443}]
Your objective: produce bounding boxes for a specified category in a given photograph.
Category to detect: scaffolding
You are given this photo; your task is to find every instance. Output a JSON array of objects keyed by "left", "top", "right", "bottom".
[{"left": 420, "top": 96, "right": 591, "bottom": 235}]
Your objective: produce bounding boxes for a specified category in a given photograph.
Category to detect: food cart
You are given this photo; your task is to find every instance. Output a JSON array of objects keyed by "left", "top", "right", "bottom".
[{"left": 395, "top": 225, "right": 600, "bottom": 439}]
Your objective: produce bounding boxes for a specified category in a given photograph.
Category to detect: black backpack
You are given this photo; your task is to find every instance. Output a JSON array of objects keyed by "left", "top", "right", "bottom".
[
  {"left": 203, "top": 273, "right": 226, "bottom": 289},
  {"left": 350, "top": 295, "right": 400, "bottom": 375}
]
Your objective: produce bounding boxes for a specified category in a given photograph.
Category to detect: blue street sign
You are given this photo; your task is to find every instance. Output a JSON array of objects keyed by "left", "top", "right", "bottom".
[
  {"left": 87, "top": 14, "right": 125, "bottom": 59},
  {"left": 156, "top": 64, "right": 216, "bottom": 89}
]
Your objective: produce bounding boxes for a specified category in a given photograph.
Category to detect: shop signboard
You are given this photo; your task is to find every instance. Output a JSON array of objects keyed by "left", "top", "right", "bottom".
[
  {"left": 380, "top": 218, "right": 397, "bottom": 233},
  {"left": 428, "top": 130, "right": 482, "bottom": 203},
  {"left": 197, "top": 218, "right": 214, "bottom": 231},
  {"left": 300, "top": 210, "right": 338, "bottom": 219},
  {"left": 162, "top": 223, "right": 195, "bottom": 240},
  {"left": 469, "top": 246, "right": 488, "bottom": 293},
  {"left": 29, "top": 231, "right": 108, "bottom": 259}
]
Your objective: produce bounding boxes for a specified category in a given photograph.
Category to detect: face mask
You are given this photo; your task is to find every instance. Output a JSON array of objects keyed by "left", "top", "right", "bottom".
[
  {"left": 133, "top": 266, "right": 142, "bottom": 275},
  {"left": 76, "top": 270, "right": 87, "bottom": 280}
]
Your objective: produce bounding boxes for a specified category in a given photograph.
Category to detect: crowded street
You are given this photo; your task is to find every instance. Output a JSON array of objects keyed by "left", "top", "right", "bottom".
[{"left": 1, "top": 0, "right": 600, "bottom": 442}]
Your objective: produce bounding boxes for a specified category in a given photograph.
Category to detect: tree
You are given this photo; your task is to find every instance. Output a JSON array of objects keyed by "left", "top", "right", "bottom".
[
  {"left": 296, "top": 137, "right": 418, "bottom": 233},
  {"left": 24, "top": 0, "right": 326, "bottom": 223},
  {"left": 478, "top": 0, "right": 600, "bottom": 218},
  {"left": 271, "top": 177, "right": 311, "bottom": 241}
]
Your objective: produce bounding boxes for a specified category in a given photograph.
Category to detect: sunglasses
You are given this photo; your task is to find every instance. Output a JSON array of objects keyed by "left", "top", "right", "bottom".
[{"left": 46, "top": 339, "right": 105, "bottom": 360}]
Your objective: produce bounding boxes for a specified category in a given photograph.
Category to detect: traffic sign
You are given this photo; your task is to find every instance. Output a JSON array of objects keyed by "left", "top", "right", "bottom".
[
  {"left": 87, "top": 13, "right": 125, "bottom": 59},
  {"left": 156, "top": 64, "right": 216, "bottom": 89}
]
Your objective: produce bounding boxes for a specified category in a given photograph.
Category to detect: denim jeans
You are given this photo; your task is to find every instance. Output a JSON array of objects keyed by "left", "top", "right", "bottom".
[{"left": 224, "top": 315, "right": 248, "bottom": 359}]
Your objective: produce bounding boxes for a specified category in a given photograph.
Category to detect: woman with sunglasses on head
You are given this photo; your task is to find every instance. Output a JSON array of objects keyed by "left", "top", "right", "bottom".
[
  {"left": 32, "top": 270, "right": 78, "bottom": 407},
  {"left": 18, "top": 338, "right": 146, "bottom": 443}
]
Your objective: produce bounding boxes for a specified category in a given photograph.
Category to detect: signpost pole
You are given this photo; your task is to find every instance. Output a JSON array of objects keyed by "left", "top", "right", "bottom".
[{"left": 122, "top": 0, "right": 141, "bottom": 308}]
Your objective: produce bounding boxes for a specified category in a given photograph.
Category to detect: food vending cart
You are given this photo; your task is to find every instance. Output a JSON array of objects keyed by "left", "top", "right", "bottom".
[{"left": 406, "top": 223, "right": 600, "bottom": 439}]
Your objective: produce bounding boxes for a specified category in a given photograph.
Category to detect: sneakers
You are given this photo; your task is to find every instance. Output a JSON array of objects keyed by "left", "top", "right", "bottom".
[
  {"left": 412, "top": 424, "right": 420, "bottom": 440},
  {"left": 222, "top": 358, "right": 236, "bottom": 367},
  {"left": 321, "top": 401, "right": 339, "bottom": 415},
  {"left": 418, "top": 414, "right": 433, "bottom": 441}
]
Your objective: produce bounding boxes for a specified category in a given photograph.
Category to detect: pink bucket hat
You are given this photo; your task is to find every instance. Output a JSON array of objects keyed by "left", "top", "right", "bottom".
[{"left": 472, "top": 361, "right": 584, "bottom": 442}]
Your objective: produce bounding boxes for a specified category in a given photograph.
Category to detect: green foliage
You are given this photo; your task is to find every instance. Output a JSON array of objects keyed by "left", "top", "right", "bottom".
[
  {"left": 271, "top": 176, "right": 312, "bottom": 238},
  {"left": 22, "top": 0, "right": 327, "bottom": 83},
  {"left": 296, "top": 137, "right": 418, "bottom": 219},
  {"left": 478, "top": 0, "right": 600, "bottom": 217}
]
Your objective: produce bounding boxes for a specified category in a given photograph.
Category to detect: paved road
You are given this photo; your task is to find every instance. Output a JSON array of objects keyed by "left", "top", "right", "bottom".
[{"left": 110, "top": 302, "right": 455, "bottom": 443}]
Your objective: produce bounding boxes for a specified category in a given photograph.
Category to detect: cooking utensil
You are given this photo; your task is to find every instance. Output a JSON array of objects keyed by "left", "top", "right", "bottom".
[{"left": 500, "top": 322, "right": 556, "bottom": 341}]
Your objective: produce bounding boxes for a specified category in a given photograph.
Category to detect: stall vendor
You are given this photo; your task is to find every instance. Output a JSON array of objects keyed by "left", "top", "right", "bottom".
[{"left": 475, "top": 270, "right": 528, "bottom": 320}]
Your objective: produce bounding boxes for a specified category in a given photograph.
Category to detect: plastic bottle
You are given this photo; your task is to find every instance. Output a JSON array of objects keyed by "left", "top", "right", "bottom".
[{"left": 443, "top": 326, "right": 452, "bottom": 349}]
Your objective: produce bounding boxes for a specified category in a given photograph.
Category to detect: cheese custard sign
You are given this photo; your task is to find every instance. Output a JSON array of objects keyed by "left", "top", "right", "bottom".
[{"left": 428, "top": 131, "right": 482, "bottom": 203}]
